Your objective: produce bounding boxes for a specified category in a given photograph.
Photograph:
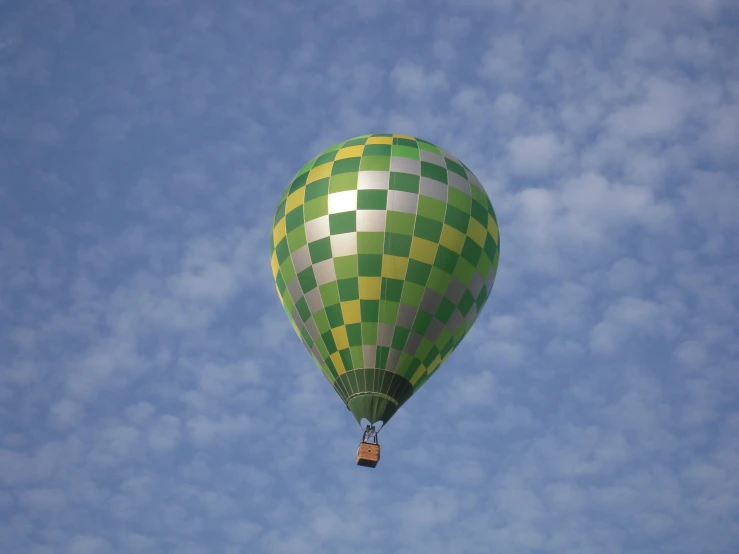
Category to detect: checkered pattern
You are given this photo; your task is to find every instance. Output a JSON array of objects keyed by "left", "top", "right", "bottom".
[{"left": 270, "top": 134, "right": 500, "bottom": 393}]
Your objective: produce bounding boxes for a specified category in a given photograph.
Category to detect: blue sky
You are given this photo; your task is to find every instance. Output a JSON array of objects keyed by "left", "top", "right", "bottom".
[{"left": 2, "top": 0, "right": 739, "bottom": 552}]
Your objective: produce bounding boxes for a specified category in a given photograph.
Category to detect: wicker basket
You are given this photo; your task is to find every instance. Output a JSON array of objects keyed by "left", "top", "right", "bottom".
[{"left": 356, "top": 442, "right": 380, "bottom": 467}]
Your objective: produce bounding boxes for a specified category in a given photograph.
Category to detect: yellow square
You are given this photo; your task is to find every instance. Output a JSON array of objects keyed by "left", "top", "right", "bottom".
[
  {"left": 285, "top": 187, "right": 305, "bottom": 213},
  {"left": 467, "top": 218, "right": 487, "bottom": 248},
  {"left": 335, "top": 145, "right": 364, "bottom": 160},
  {"left": 381, "top": 255, "right": 409, "bottom": 280},
  {"left": 270, "top": 252, "right": 279, "bottom": 278},
  {"left": 275, "top": 283, "right": 284, "bottom": 304},
  {"left": 410, "top": 364, "right": 427, "bottom": 385},
  {"left": 393, "top": 133, "right": 415, "bottom": 140},
  {"left": 487, "top": 215, "right": 499, "bottom": 243},
  {"left": 273, "top": 217, "right": 287, "bottom": 245},
  {"left": 358, "top": 277, "right": 382, "bottom": 299},
  {"left": 409, "top": 236, "right": 438, "bottom": 264},
  {"left": 366, "top": 136, "right": 392, "bottom": 145},
  {"left": 341, "top": 300, "right": 361, "bottom": 324},
  {"left": 332, "top": 326, "right": 349, "bottom": 351},
  {"left": 307, "top": 162, "right": 333, "bottom": 184},
  {"left": 330, "top": 351, "right": 345, "bottom": 374},
  {"left": 427, "top": 354, "right": 441, "bottom": 374},
  {"left": 440, "top": 224, "right": 466, "bottom": 252}
]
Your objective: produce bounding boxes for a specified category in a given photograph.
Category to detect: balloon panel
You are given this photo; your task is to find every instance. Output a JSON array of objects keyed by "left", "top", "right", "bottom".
[{"left": 270, "top": 134, "right": 499, "bottom": 400}]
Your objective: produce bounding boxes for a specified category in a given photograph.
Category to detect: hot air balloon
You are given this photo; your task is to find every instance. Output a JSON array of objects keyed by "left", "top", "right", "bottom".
[{"left": 269, "top": 134, "right": 499, "bottom": 467}]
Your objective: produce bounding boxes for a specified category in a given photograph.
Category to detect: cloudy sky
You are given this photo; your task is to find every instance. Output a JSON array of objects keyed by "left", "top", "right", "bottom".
[{"left": 2, "top": 0, "right": 739, "bottom": 552}]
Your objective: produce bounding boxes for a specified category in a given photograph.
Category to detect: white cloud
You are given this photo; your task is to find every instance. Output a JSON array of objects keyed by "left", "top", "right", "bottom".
[{"left": 507, "top": 132, "right": 566, "bottom": 177}]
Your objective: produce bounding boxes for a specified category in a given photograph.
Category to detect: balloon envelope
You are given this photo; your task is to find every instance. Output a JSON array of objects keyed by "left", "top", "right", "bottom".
[{"left": 270, "top": 134, "right": 499, "bottom": 426}]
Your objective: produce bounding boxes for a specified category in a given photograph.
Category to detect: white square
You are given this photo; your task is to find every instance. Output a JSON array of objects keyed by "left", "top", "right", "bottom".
[{"left": 328, "top": 190, "right": 358, "bottom": 214}]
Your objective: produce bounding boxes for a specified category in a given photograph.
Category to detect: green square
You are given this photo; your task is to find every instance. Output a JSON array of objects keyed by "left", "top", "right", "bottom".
[
  {"left": 362, "top": 322, "right": 378, "bottom": 345},
  {"left": 300, "top": 327, "right": 313, "bottom": 347},
  {"left": 287, "top": 226, "right": 307, "bottom": 251},
  {"left": 444, "top": 205, "right": 470, "bottom": 233},
  {"left": 315, "top": 151, "right": 338, "bottom": 166},
  {"left": 308, "top": 237, "right": 333, "bottom": 263},
  {"left": 363, "top": 144, "right": 391, "bottom": 156},
  {"left": 459, "top": 290, "right": 475, "bottom": 316},
  {"left": 295, "top": 297, "right": 311, "bottom": 322},
  {"left": 339, "top": 348, "right": 354, "bottom": 370},
  {"left": 357, "top": 232, "right": 384, "bottom": 254},
  {"left": 484, "top": 233, "right": 498, "bottom": 261},
  {"left": 305, "top": 178, "right": 329, "bottom": 201},
  {"left": 476, "top": 286, "right": 490, "bottom": 311},
  {"left": 360, "top": 300, "right": 379, "bottom": 322},
  {"left": 337, "top": 278, "right": 359, "bottom": 301},
  {"left": 435, "top": 298, "right": 455, "bottom": 324},
  {"left": 282, "top": 293, "right": 295, "bottom": 314},
  {"left": 274, "top": 201, "right": 286, "bottom": 225},
  {"left": 453, "top": 258, "right": 476, "bottom": 284},
  {"left": 390, "top": 172, "right": 420, "bottom": 193},
  {"left": 448, "top": 187, "right": 471, "bottom": 212},
  {"left": 436, "top": 329, "right": 452, "bottom": 353},
  {"left": 413, "top": 216, "right": 443, "bottom": 242},
  {"left": 314, "top": 310, "right": 331, "bottom": 333},
  {"left": 421, "top": 161, "right": 448, "bottom": 184},
  {"left": 412, "top": 311, "right": 433, "bottom": 334},
  {"left": 386, "top": 211, "right": 415, "bottom": 234},
  {"left": 400, "top": 357, "right": 422, "bottom": 380},
  {"left": 383, "top": 232, "right": 412, "bottom": 256},
  {"left": 275, "top": 238, "right": 290, "bottom": 264},
  {"left": 329, "top": 212, "right": 356, "bottom": 234},
  {"left": 376, "top": 346, "right": 390, "bottom": 368},
  {"left": 280, "top": 257, "right": 296, "bottom": 284},
  {"left": 470, "top": 183, "right": 488, "bottom": 205},
  {"left": 394, "top": 138, "right": 417, "bottom": 148},
  {"left": 461, "top": 237, "right": 483, "bottom": 266},
  {"left": 396, "top": 352, "right": 414, "bottom": 376},
  {"left": 358, "top": 254, "right": 382, "bottom": 276},
  {"left": 400, "top": 282, "right": 425, "bottom": 306},
  {"left": 304, "top": 197, "right": 328, "bottom": 221},
  {"left": 325, "top": 356, "right": 338, "bottom": 377},
  {"left": 297, "top": 267, "right": 318, "bottom": 292},
  {"left": 344, "top": 136, "right": 370, "bottom": 146},
  {"left": 406, "top": 259, "right": 432, "bottom": 286},
  {"left": 380, "top": 278, "right": 404, "bottom": 302},
  {"left": 417, "top": 195, "right": 447, "bottom": 220},
  {"left": 315, "top": 339, "right": 329, "bottom": 360},
  {"left": 427, "top": 267, "right": 452, "bottom": 294},
  {"left": 445, "top": 158, "right": 467, "bottom": 178},
  {"left": 297, "top": 156, "right": 317, "bottom": 177},
  {"left": 319, "top": 281, "right": 340, "bottom": 306},
  {"left": 391, "top": 145, "right": 419, "bottom": 159},
  {"left": 379, "top": 301, "right": 399, "bottom": 324},
  {"left": 346, "top": 324, "right": 363, "bottom": 347},
  {"left": 321, "top": 330, "right": 338, "bottom": 354},
  {"left": 332, "top": 158, "right": 361, "bottom": 175},
  {"left": 357, "top": 189, "right": 387, "bottom": 210},
  {"left": 434, "top": 245, "right": 459, "bottom": 274},
  {"left": 325, "top": 304, "right": 344, "bottom": 327},
  {"left": 289, "top": 172, "right": 309, "bottom": 193},
  {"left": 350, "top": 345, "right": 365, "bottom": 366},
  {"left": 359, "top": 156, "right": 391, "bottom": 171},
  {"left": 477, "top": 254, "right": 493, "bottom": 281},
  {"left": 275, "top": 272, "right": 286, "bottom": 295},
  {"left": 416, "top": 139, "right": 441, "bottom": 153},
  {"left": 334, "top": 255, "right": 358, "bottom": 278},
  {"left": 416, "top": 337, "right": 434, "bottom": 359},
  {"left": 423, "top": 345, "right": 440, "bottom": 367},
  {"left": 329, "top": 172, "right": 359, "bottom": 193},
  {"left": 391, "top": 327, "right": 410, "bottom": 350},
  {"left": 471, "top": 200, "right": 488, "bottom": 225}
]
